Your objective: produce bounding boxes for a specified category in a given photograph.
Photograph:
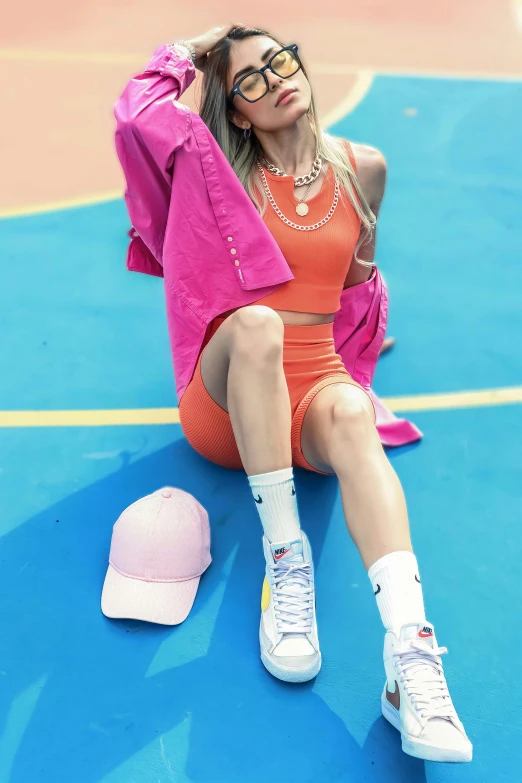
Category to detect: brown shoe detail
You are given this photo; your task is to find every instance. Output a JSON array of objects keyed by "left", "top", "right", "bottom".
[{"left": 386, "top": 681, "right": 400, "bottom": 710}]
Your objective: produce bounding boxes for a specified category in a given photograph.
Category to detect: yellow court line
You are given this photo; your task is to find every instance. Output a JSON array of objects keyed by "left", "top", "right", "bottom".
[
  {"left": 1, "top": 52, "right": 520, "bottom": 220},
  {"left": 1, "top": 387, "right": 521, "bottom": 428},
  {"left": 1, "top": 48, "right": 521, "bottom": 81},
  {"left": 0, "top": 191, "right": 123, "bottom": 220},
  {"left": 0, "top": 408, "right": 180, "bottom": 428},
  {"left": 0, "top": 69, "right": 371, "bottom": 220},
  {"left": 383, "top": 385, "right": 522, "bottom": 412},
  {"left": 0, "top": 48, "right": 142, "bottom": 65}
]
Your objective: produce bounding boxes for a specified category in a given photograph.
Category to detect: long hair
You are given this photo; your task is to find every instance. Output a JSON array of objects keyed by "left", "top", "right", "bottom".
[{"left": 199, "top": 26, "right": 376, "bottom": 267}]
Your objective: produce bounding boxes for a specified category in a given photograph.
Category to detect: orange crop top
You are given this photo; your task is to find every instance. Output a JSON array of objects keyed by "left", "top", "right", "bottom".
[{"left": 253, "top": 141, "right": 361, "bottom": 314}]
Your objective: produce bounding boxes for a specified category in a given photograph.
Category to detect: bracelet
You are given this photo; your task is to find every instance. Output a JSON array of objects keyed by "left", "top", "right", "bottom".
[{"left": 173, "top": 40, "right": 197, "bottom": 63}]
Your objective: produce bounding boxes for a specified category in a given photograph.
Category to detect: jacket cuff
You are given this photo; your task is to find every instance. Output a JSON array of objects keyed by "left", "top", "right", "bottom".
[
  {"left": 145, "top": 44, "right": 196, "bottom": 86},
  {"left": 126, "top": 229, "right": 164, "bottom": 278}
]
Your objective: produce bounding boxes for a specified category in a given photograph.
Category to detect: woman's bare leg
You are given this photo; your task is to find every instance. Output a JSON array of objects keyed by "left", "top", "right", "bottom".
[
  {"left": 201, "top": 305, "right": 320, "bottom": 684},
  {"left": 200, "top": 305, "right": 292, "bottom": 476},
  {"left": 299, "top": 381, "right": 473, "bottom": 761},
  {"left": 299, "top": 382, "right": 412, "bottom": 567}
]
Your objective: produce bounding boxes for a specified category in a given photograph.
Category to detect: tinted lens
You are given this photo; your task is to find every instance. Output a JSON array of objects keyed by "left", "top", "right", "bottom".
[
  {"left": 272, "top": 49, "right": 300, "bottom": 78},
  {"left": 239, "top": 72, "right": 267, "bottom": 101}
]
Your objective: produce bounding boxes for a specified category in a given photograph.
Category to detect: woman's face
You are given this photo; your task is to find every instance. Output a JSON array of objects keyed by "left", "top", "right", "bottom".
[{"left": 227, "top": 36, "right": 312, "bottom": 133}]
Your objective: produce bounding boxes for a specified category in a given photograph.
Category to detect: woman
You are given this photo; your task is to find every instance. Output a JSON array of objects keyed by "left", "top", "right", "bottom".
[{"left": 115, "top": 24, "right": 471, "bottom": 763}]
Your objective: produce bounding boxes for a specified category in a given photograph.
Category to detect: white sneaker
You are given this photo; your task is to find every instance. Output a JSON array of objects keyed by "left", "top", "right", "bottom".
[
  {"left": 259, "top": 532, "right": 321, "bottom": 683},
  {"left": 381, "top": 622, "right": 473, "bottom": 762}
]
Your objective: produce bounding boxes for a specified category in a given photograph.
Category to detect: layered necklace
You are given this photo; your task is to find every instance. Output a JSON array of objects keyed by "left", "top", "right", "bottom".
[{"left": 257, "top": 154, "right": 339, "bottom": 231}]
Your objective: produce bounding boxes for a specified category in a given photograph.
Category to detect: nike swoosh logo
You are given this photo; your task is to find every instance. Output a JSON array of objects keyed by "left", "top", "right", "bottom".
[
  {"left": 418, "top": 631, "right": 433, "bottom": 638},
  {"left": 415, "top": 575, "right": 421, "bottom": 583},
  {"left": 386, "top": 681, "right": 400, "bottom": 710},
  {"left": 374, "top": 584, "right": 381, "bottom": 596},
  {"left": 274, "top": 549, "right": 291, "bottom": 560},
  {"left": 291, "top": 486, "right": 296, "bottom": 495},
  {"left": 254, "top": 495, "right": 263, "bottom": 504}
]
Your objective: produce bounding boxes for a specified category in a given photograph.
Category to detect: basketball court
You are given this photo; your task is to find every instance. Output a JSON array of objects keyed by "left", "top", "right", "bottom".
[{"left": 1, "top": 2, "right": 521, "bottom": 781}]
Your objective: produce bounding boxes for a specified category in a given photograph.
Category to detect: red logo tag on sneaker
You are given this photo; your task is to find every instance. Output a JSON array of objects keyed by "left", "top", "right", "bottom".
[
  {"left": 274, "top": 547, "right": 291, "bottom": 560},
  {"left": 418, "top": 626, "right": 433, "bottom": 638}
]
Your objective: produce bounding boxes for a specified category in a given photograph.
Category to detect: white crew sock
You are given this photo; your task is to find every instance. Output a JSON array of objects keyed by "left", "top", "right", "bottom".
[
  {"left": 368, "top": 550, "right": 426, "bottom": 632},
  {"left": 248, "top": 467, "right": 302, "bottom": 543}
]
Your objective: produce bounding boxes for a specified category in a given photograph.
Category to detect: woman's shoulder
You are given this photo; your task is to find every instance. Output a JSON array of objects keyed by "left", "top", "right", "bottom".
[
  {"left": 330, "top": 136, "right": 384, "bottom": 169},
  {"left": 348, "top": 142, "right": 386, "bottom": 178},
  {"left": 338, "top": 140, "right": 387, "bottom": 208}
]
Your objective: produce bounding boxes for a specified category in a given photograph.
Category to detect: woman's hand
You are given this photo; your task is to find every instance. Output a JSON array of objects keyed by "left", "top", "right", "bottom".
[{"left": 187, "top": 24, "right": 240, "bottom": 72}]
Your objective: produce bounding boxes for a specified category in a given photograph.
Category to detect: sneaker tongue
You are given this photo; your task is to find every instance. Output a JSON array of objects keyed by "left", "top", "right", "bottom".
[
  {"left": 270, "top": 538, "right": 304, "bottom": 565},
  {"left": 401, "top": 622, "right": 436, "bottom": 647}
]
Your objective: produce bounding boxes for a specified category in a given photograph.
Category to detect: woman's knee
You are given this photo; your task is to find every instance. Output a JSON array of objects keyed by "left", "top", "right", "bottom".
[
  {"left": 230, "top": 306, "right": 284, "bottom": 360},
  {"left": 329, "top": 391, "right": 375, "bottom": 441}
]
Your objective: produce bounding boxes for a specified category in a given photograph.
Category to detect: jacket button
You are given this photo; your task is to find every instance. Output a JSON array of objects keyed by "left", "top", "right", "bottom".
[
  {"left": 133, "top": 231, "right": 139, "bottom": 238},
  {"left": 231, "top": 248, "right": 237, "bottom": 255},
  {"left": 235, "top": 260, "right": 240, "bottom": 266},
  {"left": 227, "top": 236, "right": 233, "bottom": 242}
]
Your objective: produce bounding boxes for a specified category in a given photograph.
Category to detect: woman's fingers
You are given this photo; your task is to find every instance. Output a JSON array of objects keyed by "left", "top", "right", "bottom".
[{"left": 189, "top": 23, "right": 244, "bottom": 72}]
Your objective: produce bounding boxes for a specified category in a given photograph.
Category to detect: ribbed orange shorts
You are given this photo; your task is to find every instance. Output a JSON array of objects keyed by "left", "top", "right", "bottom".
[{"left": 179, "top": 316, "right": 376, "bottom": 475}]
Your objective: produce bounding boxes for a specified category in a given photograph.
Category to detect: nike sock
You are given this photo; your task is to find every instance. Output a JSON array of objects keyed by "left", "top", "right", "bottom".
[
  {"left": 368, "top": 551, "right": 426, "bottom": 632},
  {"left": 248, "top": 467, "right": 301, "bottom": 543}
]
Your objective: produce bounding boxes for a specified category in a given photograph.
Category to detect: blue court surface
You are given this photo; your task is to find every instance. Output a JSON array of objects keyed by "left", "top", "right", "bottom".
[{"left": 1, "top": 75, "right": 521, "bottom": 782}]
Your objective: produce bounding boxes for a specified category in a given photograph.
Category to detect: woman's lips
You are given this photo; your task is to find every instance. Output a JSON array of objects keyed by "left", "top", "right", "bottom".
[{"left": 277, "top": 89, "right": 297, "bottom": 106}]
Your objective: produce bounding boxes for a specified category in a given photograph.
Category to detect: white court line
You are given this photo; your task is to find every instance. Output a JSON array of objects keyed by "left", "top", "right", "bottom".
[
  {"left": 311, "top": 62, "right": 522, "bottom": 82},
  {"left": 322, "top": 70, "right": 374, "bottom": 128},
  {"left": 513, "top": 0, "right": 522, "bottom": 29}
]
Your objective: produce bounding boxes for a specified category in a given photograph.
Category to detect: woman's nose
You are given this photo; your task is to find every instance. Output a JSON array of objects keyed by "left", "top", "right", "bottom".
[{"left": 266, "top": 70, "right": 284, "bottom": 90}]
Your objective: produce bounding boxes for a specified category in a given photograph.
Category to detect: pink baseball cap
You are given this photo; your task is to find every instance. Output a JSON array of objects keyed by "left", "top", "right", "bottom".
[{"left": 101, "top": 487, "right": 211, "bottom": 625}]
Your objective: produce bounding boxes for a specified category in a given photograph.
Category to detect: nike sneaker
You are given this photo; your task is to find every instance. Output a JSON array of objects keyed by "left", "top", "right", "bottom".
[
  {"left": 382, "top": 622, "right": 472, "bottom": 762},
  {"left": 259, "top": 532, "right": 321, "bottom": 683}
]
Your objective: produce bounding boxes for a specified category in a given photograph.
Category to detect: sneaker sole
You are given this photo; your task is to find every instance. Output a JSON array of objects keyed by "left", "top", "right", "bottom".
[
  {"left": 260, "top": 648, "right": 322, "bottom": 683},
  {"left": 381, "top": 693, "right": 472, "bottom": 763}
]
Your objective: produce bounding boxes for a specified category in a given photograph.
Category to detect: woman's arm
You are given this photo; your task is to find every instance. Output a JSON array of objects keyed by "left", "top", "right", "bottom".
[
  {"left": 114, "top": 45, "right": 197, "bottom": 264},
  {"left": 114, "top": 25, "right": 236, "bottom": 265},
  {"left": 343, "top": 143, "right": 387, "bottom": 288}
]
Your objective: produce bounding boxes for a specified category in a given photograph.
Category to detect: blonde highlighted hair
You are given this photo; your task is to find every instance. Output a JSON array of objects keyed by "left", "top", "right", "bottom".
[{"left": 200, "top": 26, "right": 376, "bottom": 267}]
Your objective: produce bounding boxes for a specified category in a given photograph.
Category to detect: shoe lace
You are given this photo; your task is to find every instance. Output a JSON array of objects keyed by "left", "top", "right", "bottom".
[
  {"left": 394, "top": 640, "right": 455, "bottom": 721},
  {"left": 269, "top": 561, "right": 313, "bottom": 635}
]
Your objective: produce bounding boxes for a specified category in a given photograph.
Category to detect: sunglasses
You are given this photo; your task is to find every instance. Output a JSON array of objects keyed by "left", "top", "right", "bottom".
[{"left": 227, "top": 44, "right": 301, "bottom": 105}]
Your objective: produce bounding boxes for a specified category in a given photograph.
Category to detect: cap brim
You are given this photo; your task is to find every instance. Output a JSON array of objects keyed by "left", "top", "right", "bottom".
[{"left": 101, "top": 564, "right": 200, "bottom": 625}]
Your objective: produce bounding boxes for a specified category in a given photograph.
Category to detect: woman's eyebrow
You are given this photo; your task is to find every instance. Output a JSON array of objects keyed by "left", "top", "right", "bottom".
[{"left": 232, "top": 46, "right": 278, "bottom": 83}]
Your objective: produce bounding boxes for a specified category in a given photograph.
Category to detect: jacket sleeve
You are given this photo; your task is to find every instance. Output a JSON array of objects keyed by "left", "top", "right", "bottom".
[{"left": 114, "top": 45, "right": 197, "bottom": 270}]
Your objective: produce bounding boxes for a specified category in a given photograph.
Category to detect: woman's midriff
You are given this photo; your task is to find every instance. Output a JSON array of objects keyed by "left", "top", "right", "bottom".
[{"left": 217, "top": 306, "right": 336, "bottom": 326}]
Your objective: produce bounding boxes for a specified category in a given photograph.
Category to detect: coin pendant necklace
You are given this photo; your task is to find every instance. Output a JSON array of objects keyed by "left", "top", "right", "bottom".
[
  {"left": 295, "top": 180, "right": 314, "bottom": 216},
  {"left": 260, "top": 152, "right": 322, "bottom": 215}
]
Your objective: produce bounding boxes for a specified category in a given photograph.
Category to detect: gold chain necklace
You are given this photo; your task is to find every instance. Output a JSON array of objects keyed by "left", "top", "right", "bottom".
[
  {"left": 257, "top": 162, "right": 339, "bottom": 231},
  {"left": 261, "top": 153, "right": 323, "bottom": 187}
]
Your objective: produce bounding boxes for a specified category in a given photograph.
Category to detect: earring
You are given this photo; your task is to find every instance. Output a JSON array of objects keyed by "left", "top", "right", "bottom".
[{"left": 243, "top": 127, "right": 251, "bottom": 140}]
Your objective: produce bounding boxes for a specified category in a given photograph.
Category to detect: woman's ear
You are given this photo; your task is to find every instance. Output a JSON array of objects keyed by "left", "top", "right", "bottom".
[{"left": 229, "top": 110, "right": 251, "bottom": 131}]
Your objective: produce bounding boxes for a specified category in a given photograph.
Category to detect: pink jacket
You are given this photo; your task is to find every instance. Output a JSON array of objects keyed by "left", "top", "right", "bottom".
[{"left": 114, "top": 44, "right": 422, "bottom": 447}]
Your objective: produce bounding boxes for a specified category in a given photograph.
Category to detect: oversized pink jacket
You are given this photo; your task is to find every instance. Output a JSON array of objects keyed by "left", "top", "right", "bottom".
[{"left": 114, "top": 44, "right": 422, "bottom": 447}]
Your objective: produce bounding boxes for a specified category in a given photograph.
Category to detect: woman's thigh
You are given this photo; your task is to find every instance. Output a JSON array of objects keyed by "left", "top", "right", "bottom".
[
  {"left": 199, "top": 306, "right": 284, "bottom": 412},
  {"left": 299, "top": 382, "right": 376, "bottom": 473},
  {"left": 199, "top": 316, "right": 236, "bottom": 412}
]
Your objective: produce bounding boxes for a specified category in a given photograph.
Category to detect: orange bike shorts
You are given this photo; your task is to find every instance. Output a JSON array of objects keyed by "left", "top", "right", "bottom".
[{"left": 179, "top": 316, "right": 376, "bottom": 475}]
